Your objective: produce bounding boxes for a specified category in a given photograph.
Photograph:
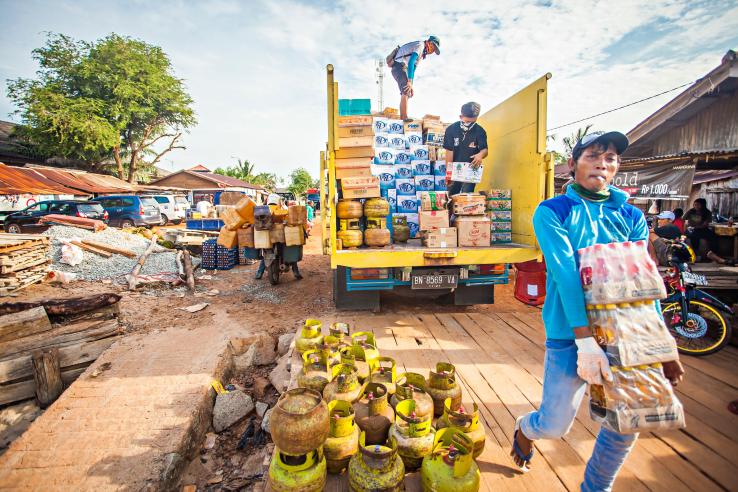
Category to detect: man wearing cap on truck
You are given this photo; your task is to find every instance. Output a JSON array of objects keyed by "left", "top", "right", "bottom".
[
  {"left": 444, "top": 102, "right": 488, "bottom": 196},
  {"left": 510, "top": 131, "right": 685, "bottom": 489},
  {"left": 387, "top": 36, "right": 440, "bottom": 121}
]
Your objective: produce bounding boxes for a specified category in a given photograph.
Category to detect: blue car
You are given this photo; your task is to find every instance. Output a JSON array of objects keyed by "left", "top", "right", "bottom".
[{"left": 94, "top": 195, "right": 162, "bottom": 228}]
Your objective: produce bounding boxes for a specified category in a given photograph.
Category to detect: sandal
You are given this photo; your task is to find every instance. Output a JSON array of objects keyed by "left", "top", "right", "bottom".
[{"left": 512, "top": 415, "right": 534, "bottom": 472}]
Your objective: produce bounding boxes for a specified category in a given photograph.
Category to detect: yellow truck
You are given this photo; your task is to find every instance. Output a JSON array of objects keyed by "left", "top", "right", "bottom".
[{"left": 320, "top": 65, "right": 554, "bottom": 310}]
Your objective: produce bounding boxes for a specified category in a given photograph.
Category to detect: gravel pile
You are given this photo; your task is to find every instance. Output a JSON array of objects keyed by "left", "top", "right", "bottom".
[
  {"left": 240, "top": 283, "right": 284, "bottom": 304},
  {"left": 43, "top": 225, "right": 198, "bottom": 282}
]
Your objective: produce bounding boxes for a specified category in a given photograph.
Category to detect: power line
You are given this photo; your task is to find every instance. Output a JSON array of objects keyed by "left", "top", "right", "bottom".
[{"left": 547, "top": 81, "right": 694, "bottom": 133}]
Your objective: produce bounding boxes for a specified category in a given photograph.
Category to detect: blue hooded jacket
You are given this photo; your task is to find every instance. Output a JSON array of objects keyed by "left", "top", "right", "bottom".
[{"left": 532, "top": 185, "right": 648, "bottom": 340}]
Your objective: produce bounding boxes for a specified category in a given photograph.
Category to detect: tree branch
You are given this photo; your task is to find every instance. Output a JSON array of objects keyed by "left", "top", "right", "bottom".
[
  {"left": 143, "top": 132, "right": 176, "bottom": 149},
  {"left": 148, "top": 133, "right": 184, "bottom": 168},
  {"left": 113, "top": 146, "right": 124, "bottom": 179}
]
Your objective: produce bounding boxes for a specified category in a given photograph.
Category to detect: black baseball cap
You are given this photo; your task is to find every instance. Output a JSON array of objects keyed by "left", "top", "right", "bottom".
[{"left": 572, "top": 131, "right": 629, "bottom": 161}]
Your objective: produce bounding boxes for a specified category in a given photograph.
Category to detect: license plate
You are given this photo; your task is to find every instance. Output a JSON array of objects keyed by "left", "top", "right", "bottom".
[
  {"left": 682, "top": 271, "right": 708, "bottom": 286},
  {"left": 411, "top": 272, "right": 458, "bottom": 290}
]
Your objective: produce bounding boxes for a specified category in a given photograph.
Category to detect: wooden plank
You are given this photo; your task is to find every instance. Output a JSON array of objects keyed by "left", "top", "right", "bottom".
[
  {"left": 32, "top": 348, "right": 63, "bottom": 407},
  {"left": 0, "top": 293, "right": 121, "bottom": 317},
  {"left": 0, "top": 366, "right": 86, "bottom": 406},
  {"left": 80, "top": 240, "right": 137, "bottom": 258},
  {"left": 0, "top": 306, "right": 52, "bottom": 343},
  {"left": 70, "top": 240, "right": 112, "bottom": 258}
]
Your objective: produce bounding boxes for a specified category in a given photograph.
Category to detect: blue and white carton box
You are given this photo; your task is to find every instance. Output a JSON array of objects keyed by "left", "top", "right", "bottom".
[
  {"left": 396, "top": 196, "right": 419, "bottom": 214},
  {"left": 434, "top": 175, "right": 447, "bottom": 191},
  {"left": 404, "top": 213, "right": 420, "bottom": 238},
  {"left": 405, "top": 132, "right": 423, "bottom": 147},
  {"left": 410, "top": 145, "right": 430, "bottom": 161},
  {"left": 373, "top": 147, "right": 396, "bottom": 165},
  {"left": 395, "top": 150, "right": 412, "bottom": 165},
  {"left": 394, "top": 163, "right": 413, "bottom": 179},
  {"left": 432, "top": 161, "right": 446, "bottom": 176},
  {"left": 372, "top": 164, "right": 395, "bottom": 189},
  {"left": 373, "top": 133, "right": 390, "bottom": 148},
  {"left": 395, "top": 178, "right": 416, "bottom": 196},
  {"left": 388, "top": 134, "right": 407, "bottom": 150},
  {"left": 387, "top": 119, "right": 404, "bottom": 134},
  {"left": 373, "top": 117, "right": 390, "bottom": 134},
  {"left": 387, "top": 188, "right": 397, "bottom": 210},
  {"left": 412, "top": 160, "right": 432, "bottom": 176},
  {"left": 415, "top": 175, "right": 435, "bottom": 192}
]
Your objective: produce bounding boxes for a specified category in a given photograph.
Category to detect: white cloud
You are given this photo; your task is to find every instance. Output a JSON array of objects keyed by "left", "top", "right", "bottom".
[{"left": 0, "top": 0, "right": 736, "bottom": 177}]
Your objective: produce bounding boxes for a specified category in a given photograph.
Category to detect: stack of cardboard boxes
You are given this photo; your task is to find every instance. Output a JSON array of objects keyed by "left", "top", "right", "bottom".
[
  {"left": 486, "top": 190, "right": 513, "bottom": 243},
  {"left": 451, "top": 194, "right": 491, "bottom": 247}
]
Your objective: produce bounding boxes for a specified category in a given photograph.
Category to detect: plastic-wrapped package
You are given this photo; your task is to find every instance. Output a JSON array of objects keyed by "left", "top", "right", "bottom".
[{"left": 589, "top": 363, "right": 685, "bottom": 433}]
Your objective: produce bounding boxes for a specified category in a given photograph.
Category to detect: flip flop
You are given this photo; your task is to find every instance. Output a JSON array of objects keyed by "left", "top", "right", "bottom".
[{"left": 512, "top": 415, "right": 534, "bottom": 472}]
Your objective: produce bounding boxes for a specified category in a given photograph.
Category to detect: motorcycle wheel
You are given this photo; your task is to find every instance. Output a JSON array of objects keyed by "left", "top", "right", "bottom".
[
  {"left": 662, "top": 300, "right": 732, "bottom": 355},
  {"left": 268, "top": 260, "right": 280, "bottom": 285}
]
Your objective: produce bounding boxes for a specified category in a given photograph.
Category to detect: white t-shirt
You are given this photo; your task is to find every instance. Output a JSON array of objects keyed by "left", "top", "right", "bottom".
[{"left": 196, "top": 201, "right": 211, "bottom": 215}]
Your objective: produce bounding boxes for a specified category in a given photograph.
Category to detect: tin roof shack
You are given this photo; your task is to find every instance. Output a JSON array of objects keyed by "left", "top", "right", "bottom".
[
  {"left": 621, "top": 50, "right": 738, "bottom": 216},
  {"left": 148, "top": 165, "right": 266, "bottom": 203}
]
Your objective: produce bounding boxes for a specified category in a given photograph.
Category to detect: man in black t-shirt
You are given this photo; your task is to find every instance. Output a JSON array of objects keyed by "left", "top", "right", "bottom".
[
  {"left": 443, "top": 102, "right": 488, "bottom": 196},
  {"left": 648, "top": 211, "right": 681, "bottom": 266}
]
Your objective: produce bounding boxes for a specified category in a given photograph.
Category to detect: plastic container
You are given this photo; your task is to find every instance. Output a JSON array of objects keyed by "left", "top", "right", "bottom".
[{"left": 513, "top": 260, "right": 546, "bottom": 306}]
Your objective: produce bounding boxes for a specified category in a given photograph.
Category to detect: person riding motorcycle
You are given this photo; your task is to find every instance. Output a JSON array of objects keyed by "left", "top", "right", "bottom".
[{"left": 255, "top": 193, "right": 303, "bottom": 280}]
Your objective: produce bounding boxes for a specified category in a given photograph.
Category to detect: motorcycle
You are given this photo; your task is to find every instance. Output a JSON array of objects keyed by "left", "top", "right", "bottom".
[
  {"left": 261, "top": 243, "right": 303, "bottom": 286},
  {"left": 660, "top": 238, "right": 734, "bottom": 355}
]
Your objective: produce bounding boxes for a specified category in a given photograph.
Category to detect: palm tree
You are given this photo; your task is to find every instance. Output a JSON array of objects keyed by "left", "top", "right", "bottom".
[
  {"left": 233, "top": 158, "right": 255, "bottom": 180},
  {"left": 562, "top": 125, "right": 594, "bottom": 158}
]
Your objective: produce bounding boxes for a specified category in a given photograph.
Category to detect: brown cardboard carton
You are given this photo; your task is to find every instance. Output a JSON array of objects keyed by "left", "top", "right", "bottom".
[
  {"left": 237, "top": 226, "right": 255, "bottom": 248},
  {"left": 285, "top": 225, "right": 306, "bottom": 246},
  {"left": 418, "top": 210, "right": 450, "bottom": 231},
  {"left": 421, "top": 228, "right": 458, "bottom": 248},
  {"left": 338, "top": 135, "right": 375, "bottom": 148},
  {"left": 336, "top": 166, "right": 372, "bottom": 179},
  {"left": 337, "top": 115, "right": 373, "bottom": 127},
  {"left": 220, "top": 207, "right": 248, "bottom": 231},
  {"left": 336, "top": 157, "right": 373, "bottom": 169},
  {"left": 254, "top": 229, "right": 272, "bottom": 249},
  {"left": 340, "top": 176, "right": 381, "bottom": 199},
  {"left": 403, "top": 119, "right": 423, "bottom": 133},
  {"left": 234, "top": 196, "right": 255, "bottom": 222},
  {"left": 454, "top": 216, "right": 491, "bottom": 247},
  {"left": 217, "top": 226, "right": 238, "bottom": 248},
  {"left": 338, "top": 126, "right": 374, "bottom": 137},
  {"left": 419, "top": 191, "right": 449, "bottom": 211},
  {"left": 336, "top": 146, "right": 374, "bottom": 159},
  {"left": 452, "top": 193, "right": 486, "bottom": 215}
]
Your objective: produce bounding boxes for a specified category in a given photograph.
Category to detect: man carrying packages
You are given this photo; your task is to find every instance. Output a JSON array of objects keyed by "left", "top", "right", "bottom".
[
  {"left": 387, "top": 36, "right": 440, "bottom": 120},
  {"left": 510, "top": 131, "right": 685, "bottom": 490},
  {"left": 444, "top": 102, "right": 488, "bottom": 196}
]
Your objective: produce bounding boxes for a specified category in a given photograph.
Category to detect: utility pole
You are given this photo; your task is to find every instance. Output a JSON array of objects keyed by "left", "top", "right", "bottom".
[{"left": 375, "top": 57, "right": 384, "bottom": 112}]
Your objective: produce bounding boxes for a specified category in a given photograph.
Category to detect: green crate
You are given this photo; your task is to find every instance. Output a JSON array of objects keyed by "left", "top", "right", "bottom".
[{"left": 338, "top": 98, "right": 371, "bottom": 116}]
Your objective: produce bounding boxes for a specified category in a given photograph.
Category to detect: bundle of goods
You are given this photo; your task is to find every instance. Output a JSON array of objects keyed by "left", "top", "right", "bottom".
[
  {"left": 202, "top": 239, "right": 217, "bottom": 270},
  {"left": 451, "top": 194, "right": 490, "bottom": 247},
  {"left": 0, "top": 234, "right": 50, "bottom": 296},
  {"left": 578, "top": 241, "right": 683, "bottom": 434},
  {"left": 286, "top": 318, "right": 484, "bottom": 491},
  {"left": 486, "top": 189, "right": 512, "bottom": 243},
  {"left": 336, "top": 114, "right": 374, "bottom": 180}
]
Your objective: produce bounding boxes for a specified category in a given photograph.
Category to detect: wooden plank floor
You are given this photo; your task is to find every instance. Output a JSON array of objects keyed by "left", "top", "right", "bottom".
[{"left": 283, "top": 310, "right": 738, "bottom": 492}]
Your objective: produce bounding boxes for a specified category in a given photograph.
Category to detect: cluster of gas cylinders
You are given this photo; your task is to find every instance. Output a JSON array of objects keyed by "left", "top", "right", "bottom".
[{"left": 267, "top": 319, "right": 484, "bottom": 491}]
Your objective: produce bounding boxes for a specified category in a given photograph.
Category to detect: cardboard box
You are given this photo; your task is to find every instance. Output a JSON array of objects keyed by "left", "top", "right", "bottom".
[
  {"left": 397, "top": 196, "right": 419, "bottom": 214},
  {"left": 237, "top": 226, "right": 255, "bottom": 248},
  {"left": 434, "top": 176, "right": 447, "bottom": 191},
  {"left": 410, "top": 146, "right": 430, "bottom": 161},
  {"left": 386, "top": 189, "right": 397, "bottom": 210},
  {"left": 340, "top": 176, "right": 381, "bottom": 199},
  {"left": 374, "top": 133, "right": 390, "bottom": 148},
  {"left": 220, "top": 207, "right": 248, "bottom": 231},
  {"left": 487, "top": 189, "right": 512, "bottom": 199},
  {"left": 339, "top": 135, "right": 374, "bottom": 148},
  {"left": 404, "top": 213, "right": 419, "bottom": 238},
  {"left": 419, "top": 210, "right": 450, "bottom": 231},
  {"left": 490, "top": 221, "right": 512, "bottom": 232},
  {"left": 419, "top": 191, "right": 449, "bottom": 211},
  {"left": 491, "top": 232, "right": 512, "bottom": 243},
  {"left": 486, "top": 198, "right": 512, "bottom": 211},
  {"left": 421, "top": 227, "right": 458, "bottom": 248},
  {"left": 336, "top": 146, "right": 374, "bottom": 159},
  {"left": 382, "top": 107, "right": 399, "bottom": 118},
  {"left": 338, "top": 125, "right": 374, "bottom": 137},
  {"left": 394, "top": 163, "right": 413, "bottom": 179},
  {"left": 234, "top": 196, "right": 256, "bottom": 222},
  {"left": 424, "top": 132, "right": 444, "bottom": 145},
  {"left": 217, "top": 226, "right": 239, "bottom": 248},
  {"left": 373, "top": 147, "right": 396, "bottom": 165},
  {"left": 388, "top": 134, "right": 407, "bottom": 150},
  {"left": 423, "top": 121, "right": 445, "bottom": 133},
  {"left": 452, "top": 194, "right": 486, "bottom": 216},
  {"left": 336, "top": 157, "right": 373, "bottom": 169},
  {"left": 450, "top": 162, "right": 483, "bottom": 183},
  {"left": 405, "top": 132, "right": 423, "bottom": 147},
  {"left": 372, "top": 164, "right": 396, "bottom": 189},
  {"left": 454, "top": 216, "right": 491, "bottom": 247},
  {"left": 373, "top": 117, "right": 390, "bottom": 133},
  {"left": 285, "top": 225, "right": 306, "bottom": 246},
  {"left": 395, "top": 151, "right": 412, "bottom": 165},
  {"left": 487, "top": 210, "right": 512, "bottom": 221},
  {"left": 336, "top": 166, "right": 372, "bottom": 179},
  {"left": 254, "top": 229, "right": 272, "bottom": 249},
  {"left": 338, "top": 115, "right": 373, "bottom": 127},
  {"left": 432, "top": 161, "right": 446, "bottom": 176},
  {"left": 404, "top": 119, "right": 423, "bottom": 133},
  {"left": 412, "top": 160, "right": 432, "bottom": 176},
  {"left": 387, "top": 119, "right": 404, "bottom": 134},
  {"left": 396, "top": 178, "right": 416, "bottom": 195},
  {"left": 415, "top": 175, "right": 435, "bottom": 192}
]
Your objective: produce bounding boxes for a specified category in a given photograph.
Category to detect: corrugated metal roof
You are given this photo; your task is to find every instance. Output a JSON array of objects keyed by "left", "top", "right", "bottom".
[
  {"left": 0, "top": 163, "right": 87, "bottom": 195},
  {"left": 622, "top": 148, "right": 738, "bottom": 163},
  {"left": 27, "top": 166, "right": 133, "bottom": 193},
  {"left": 692, "top": 169, "right": 738, "bottom": 185}
]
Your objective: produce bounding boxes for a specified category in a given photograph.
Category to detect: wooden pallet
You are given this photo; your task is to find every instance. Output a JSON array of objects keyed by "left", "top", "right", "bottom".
[{"left": 0, "top": 234, "right": 49, "bottom": 255}]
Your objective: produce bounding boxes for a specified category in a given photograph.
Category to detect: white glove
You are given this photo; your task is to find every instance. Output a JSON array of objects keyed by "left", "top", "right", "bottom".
[{"left": 574, "top": 337, "right": 612, "bottom": 385}]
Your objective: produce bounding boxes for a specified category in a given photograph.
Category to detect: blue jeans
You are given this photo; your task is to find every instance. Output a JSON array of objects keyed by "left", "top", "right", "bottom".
[{"left": 520, "top": 339, "right": 638, "bottom": 492}]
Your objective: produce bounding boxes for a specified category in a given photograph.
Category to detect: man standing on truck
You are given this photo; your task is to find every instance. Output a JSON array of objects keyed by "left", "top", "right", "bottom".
[
  {"left": 444, "top": 102, "right": 488, "bottom": 196},
  {"left": 387, "top": 36, "right": 440, "bottom": 120},
  {"left": 510, "top": 131, "right": 685, "bottom": 489}
]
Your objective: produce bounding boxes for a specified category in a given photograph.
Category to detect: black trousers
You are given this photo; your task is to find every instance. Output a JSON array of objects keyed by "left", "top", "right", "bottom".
[
  {"left": 687, "top": 227, "right": 718, "bottom": 254},
  {"left": 447, "top": 181, "right": 476, "bottom": 196}
]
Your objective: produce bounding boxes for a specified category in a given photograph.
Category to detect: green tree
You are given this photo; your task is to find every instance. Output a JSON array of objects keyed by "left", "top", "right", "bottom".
[
  {"left": 562, "top": 124, "right": 594, "bottom": 159},
  {"left": 6, "top": 32, "right": 196, "bottom": 182},
  {"left": 251, "top": 172, "right": 279, "bottom": 192},
  {"left": 288, "top": 167, "right": 314, "bottom": 198}
]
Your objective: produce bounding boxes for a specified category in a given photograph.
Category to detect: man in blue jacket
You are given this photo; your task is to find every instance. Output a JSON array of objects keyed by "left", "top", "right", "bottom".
[
  {"left": 510, "top": 131, "right": 685, "bottom": 490},
  {"left": 389, "top": 36, "right": 440, "bottom": 120}
]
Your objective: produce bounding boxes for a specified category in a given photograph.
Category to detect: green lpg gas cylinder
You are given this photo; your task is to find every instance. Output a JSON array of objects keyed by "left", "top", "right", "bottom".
[
  {"left": 348, "top": 432, "right": 405, "bottom": 492},
  {"left": 390, "top": 372, "right": 434, "bottom": 419},
  {"left": 296, "top": 319, "right": 324, "bottom": 354},
  {"left": 324, "top": 363, "right": 363, "bottom": 403},
  {"left": 297, "top": 349, "right": 332, "bottom": 394},
  {"left": 388, "top": 399, "right": 436, "bottom": 471},
  {"left": 324, "top": 400, "right": 360, "bottom": 474},
  {"left": 268, "top": 447, "right": 327, "bottom": 492},
  {"left": 436, "top": 398, "right": 486, "bottom": 459},
  {"left": 369, "top": 356, "right": 397, "bottom": 395},
  {"left": 350, "top": 331, "right": 380, "bottom": 382},
  {"left": 426, "top": 362, "right": 462, "bottom": 417},
  {"left": 421, "top": 428, "right": 480, "bottom": 492}
]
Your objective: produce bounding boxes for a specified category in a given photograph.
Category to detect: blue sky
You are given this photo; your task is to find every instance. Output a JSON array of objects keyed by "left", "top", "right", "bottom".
[{"left": 1, "top": 0, "right": 737, "bottom": 182}]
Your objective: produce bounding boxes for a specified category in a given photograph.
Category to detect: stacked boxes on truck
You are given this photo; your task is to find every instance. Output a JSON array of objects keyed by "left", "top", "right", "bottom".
[{"left": 486, "top": 190, "right": 513, "bottom": 243}]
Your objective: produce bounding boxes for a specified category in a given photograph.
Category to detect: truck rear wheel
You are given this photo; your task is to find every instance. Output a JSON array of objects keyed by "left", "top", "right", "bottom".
[{"left": 333, "top": 266, "right": 380, "bottom": 312}]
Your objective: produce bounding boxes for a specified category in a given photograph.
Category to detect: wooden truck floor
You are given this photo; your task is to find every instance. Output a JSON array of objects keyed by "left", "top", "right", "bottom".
[{"left": 281, "top": 308, "right": 738, "bottom": 491}]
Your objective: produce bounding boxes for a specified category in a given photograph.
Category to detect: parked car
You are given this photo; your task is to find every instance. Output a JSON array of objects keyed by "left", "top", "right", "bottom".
[
  {"left": 94, "top": 195, "right": 162, "bottom": 228},
  {"left": 147, "top": 194, "right": 188, "bottom": 225},
  {"left": 3, "top": 200, "right": 108, "bottom": 234}
]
